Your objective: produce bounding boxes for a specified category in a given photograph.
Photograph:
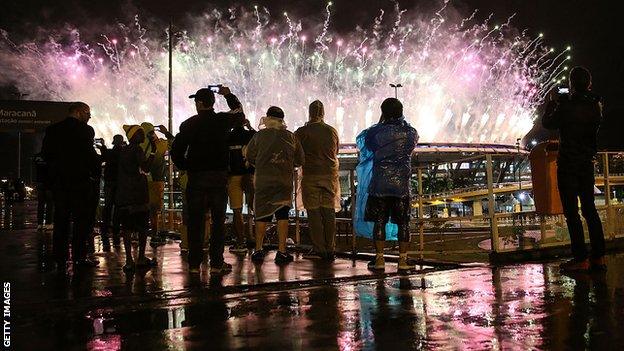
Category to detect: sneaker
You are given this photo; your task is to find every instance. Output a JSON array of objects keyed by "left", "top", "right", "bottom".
[
  {"left": 251, "top": 249, "right": 266, "bottom": 262},
  {"left": 559, "top": 258, "right": 590, "bottom": 272},
  {"left": 275, "top": 251, "right": 294, "bottom": 264},
  {"left": 210, "top": 262, "right": 233, "bottom": 274},
  {"left": 229, "top": 244, "right": 248, "bottom": 254},
  {"left": 367, "top": 256, "right": 385, "bottom": 271},
  {"left": 398, "top": 256, "right": 415, "bottom": 272},
  {"left": 590, "top": 256, "right": 607, "bottom": 271},
  {"left": 302, "top": 250, "right": 323, "bottom": 260}
]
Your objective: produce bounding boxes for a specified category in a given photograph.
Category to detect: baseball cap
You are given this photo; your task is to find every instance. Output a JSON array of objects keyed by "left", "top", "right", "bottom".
[
  {"left": 266, "top": 106, "right": 284, "bottom": 119},
  {"left": 189, "top": 88, "right": 215, "bottom": 104}
]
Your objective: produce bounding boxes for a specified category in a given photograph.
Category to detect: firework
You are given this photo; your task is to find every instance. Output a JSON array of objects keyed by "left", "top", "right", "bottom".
[{"left": 0, "top": 2, "right": 569, "bottom": 143}]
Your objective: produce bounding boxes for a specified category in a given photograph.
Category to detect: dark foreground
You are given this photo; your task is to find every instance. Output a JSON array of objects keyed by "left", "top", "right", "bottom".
[{"left": 2, "top": 201, "right": 624, "bottom": 350}]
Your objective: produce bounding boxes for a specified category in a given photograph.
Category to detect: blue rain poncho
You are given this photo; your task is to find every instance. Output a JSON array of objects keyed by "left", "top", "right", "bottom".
[
  {"left": 354, "top": 118, "right": 418, "bottom": 240},
  {"left": 354, "top": 127, "right": 398, "bottom": 240}
]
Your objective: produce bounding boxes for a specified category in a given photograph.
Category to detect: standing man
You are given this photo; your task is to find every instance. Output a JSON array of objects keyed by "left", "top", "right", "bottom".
[
  {"left": 97, "top": 134, "right": 125, "bottom": 249},
  {"left": 227, "top": 119, "right": 256, "bottom": 253},
  {"left": 171, "top": 86, "right": 244, "bottom": 274},
  {"left": 140, "top": 122, "right": 174, "bottom": 245},
  {"left": 542, "top": 66, "right": 606, "bottom": 271},
  {"left": 295, "top": 100, "right": 340, "bottom": 260},
  {"left": 42, "top": 102, "right": 100, "bottom": 269},
  {"left": 364, "top": 98, "right": 418, "bottom": 272}
]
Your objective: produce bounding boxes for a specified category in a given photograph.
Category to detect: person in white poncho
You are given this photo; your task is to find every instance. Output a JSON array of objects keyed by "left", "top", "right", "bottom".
[{"left": 245, "top": 106, "right": 305, "bottom": 265}]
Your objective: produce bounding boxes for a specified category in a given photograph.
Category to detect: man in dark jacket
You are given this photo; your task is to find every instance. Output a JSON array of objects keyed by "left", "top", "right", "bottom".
[
  {"left": 542, "top": 66, "right": 605, "bottom": 271},
  {"left": 227, "top": 119, "right": 256, "bottom": 253},
  {"left": 171, "top": 86, "right": 244, "bottom": 274},
  {"left": 364, "top": 98, "right": 418, "bottom": 272},
  {"left": 97, "top": 134, "right": 125, "bottom": 249},
  {"left": 41, "top": 102, "right": 100, "bottom": 269}
]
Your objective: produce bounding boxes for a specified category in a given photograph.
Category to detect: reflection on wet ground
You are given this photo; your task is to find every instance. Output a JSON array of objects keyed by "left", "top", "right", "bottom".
[{"left": 2, "top": 201, "right": 624, "bottom": 350}]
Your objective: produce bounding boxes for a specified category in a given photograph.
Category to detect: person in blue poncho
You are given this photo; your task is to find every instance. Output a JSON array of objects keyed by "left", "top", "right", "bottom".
[{"left": 364, "top": 98, "right": 418, "bottom": 272}]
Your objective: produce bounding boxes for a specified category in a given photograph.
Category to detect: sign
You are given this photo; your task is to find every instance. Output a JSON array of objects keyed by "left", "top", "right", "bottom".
[{"left": 0, "top": 100, "right": 70, "bottom": 132}]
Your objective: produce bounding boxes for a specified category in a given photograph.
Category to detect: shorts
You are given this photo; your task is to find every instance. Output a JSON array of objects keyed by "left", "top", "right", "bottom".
[
  {"left": 228, "top": 174, "right": 254, "bottom": 210},
  {"left": 148, "top": 181, "right": 165, "bottom": 212},
  {"left": 364, "top": 196, "right": 411, "bottom": 225},
  {"left": 256, "top": 206, "right": 290, "bottom": 222}
]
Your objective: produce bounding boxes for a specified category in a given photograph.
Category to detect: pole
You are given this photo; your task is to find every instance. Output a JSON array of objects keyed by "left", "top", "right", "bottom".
[
  {"left": 486, "top": 154, "right": 499, "bottom": 252},
  {"left": 294, "top": 169, "right": 300, "bottom": 245},
  {"left": 167, "top": 20, "right": 175, "bottom": 231},
  {"left": 603, "top": 153, "right": 613, "bottom": 238},
  {"left": 418, "top": 168, "right": 424, "bottom": 261},
  {"left": 350, "top": 168, "right": 357, "bottom": 257},
  {"left": 17, "top": 131, "right": 21, "bottom": 179}
]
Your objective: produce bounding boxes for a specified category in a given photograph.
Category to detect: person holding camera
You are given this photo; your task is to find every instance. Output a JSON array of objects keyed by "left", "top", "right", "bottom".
[
  {"left": 227, "top": 119, "right": 257, "bottom": 253},
  {"left": 542, "top": 66, "right": 606, "bottom": 272},
  {"left": 171, "top": 86, "right": 244, "bottom": 274},
  {"left": 139, "top": 122, "right": 174, "bottom": 246}
]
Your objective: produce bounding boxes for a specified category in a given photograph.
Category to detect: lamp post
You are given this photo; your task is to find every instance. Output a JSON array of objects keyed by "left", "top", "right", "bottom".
[{"left": 389, "top": 83, "right": 403, "bottom": 98}]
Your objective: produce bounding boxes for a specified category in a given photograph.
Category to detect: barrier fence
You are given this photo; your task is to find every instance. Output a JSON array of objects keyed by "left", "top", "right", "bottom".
[{"left": 154, "top": 151, "right": 623, "bottom": 262}]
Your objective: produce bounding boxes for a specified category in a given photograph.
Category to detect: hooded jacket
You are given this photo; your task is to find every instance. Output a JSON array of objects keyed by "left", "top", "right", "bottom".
[{"left": 364, "top": 117, "right": 418, "bottom": 198}]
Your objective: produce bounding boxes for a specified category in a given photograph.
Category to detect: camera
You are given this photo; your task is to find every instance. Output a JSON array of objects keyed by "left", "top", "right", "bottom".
[{"left": 208, "top": 84, "right": 222, "bottom": 93}]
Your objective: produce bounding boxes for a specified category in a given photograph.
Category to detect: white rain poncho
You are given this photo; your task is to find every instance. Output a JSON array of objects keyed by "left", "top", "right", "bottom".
[{"left": 245, "top": 117, "right": 305, "bottom": 220}]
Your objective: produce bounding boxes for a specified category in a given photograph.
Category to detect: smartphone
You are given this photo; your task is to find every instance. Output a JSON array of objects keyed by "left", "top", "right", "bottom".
[
  {"left": 557, "top": 87, "right": 569, "bottom": 94},
  {"left": 208, "top": 84, "right": 222, "bottom": 93}
]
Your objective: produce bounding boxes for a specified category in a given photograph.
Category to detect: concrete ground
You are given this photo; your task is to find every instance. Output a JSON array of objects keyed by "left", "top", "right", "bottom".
[{"left": 2, "top": 201, "right": 624, "bottom": 350}]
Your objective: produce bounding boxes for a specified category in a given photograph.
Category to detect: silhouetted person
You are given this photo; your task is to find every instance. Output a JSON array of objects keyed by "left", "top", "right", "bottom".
[
  {"left": 139, "top": 122, "right": 174, "bottom": 245},
  {"left": 227, "top": 119, "right": 256, "bottom": 253},
  {"left": 171, "top": 86, "right": 244, "bottom": 274},
  {"left": 542, "top": 66, "right": 606, "bottom": 271},
  {"left": 117, "top": 125, "right": 155, "bottom": 271},
  {"left": 246, "top": 106, "right": 305, "bottom": 265},
  {"left": 41, "top": 102, "right": 100, "bottom": 269},
  {"left": 295, "top": 100, "right": 340, "bottom": 260},
  {"left": 364, "top": 98, "right": 418, "bottom": 272},
  {"left": 97, "top": 134, "right": 125, "bottom": 249}
]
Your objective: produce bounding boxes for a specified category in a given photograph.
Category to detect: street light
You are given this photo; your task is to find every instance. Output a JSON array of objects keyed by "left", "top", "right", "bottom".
[{"left": 389, "top": 83, "right": 403, "bottom": 98}]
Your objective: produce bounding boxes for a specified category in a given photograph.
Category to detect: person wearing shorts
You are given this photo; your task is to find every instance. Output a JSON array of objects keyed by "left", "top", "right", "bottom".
[
  {"left": 227, "top": 119, "right": 256, "bottom": 253},
  {"left": 245, "top": 106, "right": 304, "bottom": 265},
  {"left": 364, "top": 98, "right": 418, "bottom": 272}
]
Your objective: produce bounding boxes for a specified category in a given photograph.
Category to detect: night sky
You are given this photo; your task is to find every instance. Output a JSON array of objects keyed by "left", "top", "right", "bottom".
[{"left": 1, "top": 0, "right": 622, "bottom": 110}]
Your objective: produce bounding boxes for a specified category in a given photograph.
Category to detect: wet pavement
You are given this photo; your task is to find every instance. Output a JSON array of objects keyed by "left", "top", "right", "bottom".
[{"left": 2, "top": 201, "right": 624, "bottom": 350}]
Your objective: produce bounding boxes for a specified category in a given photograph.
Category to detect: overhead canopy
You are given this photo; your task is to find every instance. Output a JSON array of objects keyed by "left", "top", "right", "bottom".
[{"left": 0, "top": 100, "right": 70, "bottom": 132}]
